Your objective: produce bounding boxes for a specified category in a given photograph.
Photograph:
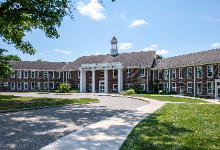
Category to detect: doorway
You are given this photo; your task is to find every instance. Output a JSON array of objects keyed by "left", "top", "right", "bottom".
[{"left": 99, "top": 81, "right": 105, "bottom": 93}]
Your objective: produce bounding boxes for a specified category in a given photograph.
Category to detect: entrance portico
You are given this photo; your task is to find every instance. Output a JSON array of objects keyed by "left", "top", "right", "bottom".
[{"left": 79, "top": 62, "right": 124, "bottom": 93}]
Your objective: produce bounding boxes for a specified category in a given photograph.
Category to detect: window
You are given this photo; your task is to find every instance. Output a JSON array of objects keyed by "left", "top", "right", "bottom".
[
  {"left": 113, "top": 84, "right": 117, "bottom": 90},
  {"left": 197, "top": 67, "right": 202, "bottom": 78},
  {"left": 179, "top": 68, "right": 184, "bottom": 79},
  {"left": 56, "top": 72, "right": 60, "bottom": 78},
  {"left": 38, "top": 82, "right": 41, "bottom": 89},
  {"left": 158, "top": 83, "right": 163, "bottom": 90},
  {"left": 50, "top": 72, "right": 54, "bottom": 78},
  {"left": 171, "top": 83, "right": 176, "bottom": 91},
  {"left": 78, "top": 84, "right": 80, "bottom": 89},
  {"left": 127, "top": 69, "right": 130, "bottom": 77},
  {"left": 31, "top": 82, "right": 35, "bottom": 89},
  {"left": 164, "top": 70, "right": 169, "bottom": 79},
  {"left": 50, "top": 82, "right": 54, "bottom": 89},
  {"left": 30, "top": 71, "right": 34, "bottom": 78},
  {"left": 101, "top": 70, "right": 104, "bottom": 77},
  {"left": 158, "top": 70, "right": 162, "bottom": 80},
  {"left": 68, "top": 71, "right": 71, "bottom": 78},
  {"left": 18, "top": 71, "right": 21, "bottom": 78},
  {"left": 11, "top": 82, "right": 15, "bottom": 90},
  {"left": 126, "top": 84, "right": 130, "bottom": 90},
  {"left": 38, "top": 71, "right": 41, "bottom": 78},
  {"left": 44, "top": 72, "right": 48, "bottom": 78},
  {"left": 164, "top": 83, "right": 169, "bottom": 91},
  {"left": 24, "top": 82, "right": 28, "bottom": 90},
  {"left": 207, "top": 82, "right": 213, "bottom": 94},
  {"left": 17, "top": 82, "right": 21, "bottom": 90},
  {"left": 44, "top": 82, "right": 48, "bottom": 89},
  {"left": 4, "top": 82, "right": 8, "bottom": 86},
  {"left": 172, "top": 69, "right": 175, "bottom": 79},
  {"left": 187, "top": 82, "right": 192, "bottom": 93},
  {"left": 219, "top": 65, "right": 220, "bottom": 77},
  {"left": 78, "top": 71, "right": 80, "bottom": 78},
  {"left": 141, "top": 68, "right": 145, "bottom": 77},
  {"left": 187, "top": 67, "right": 192, "bottom": 79},
  {"left": 11, "top": 71, "right": 15, "bottom": 78},
  {"left": 89, "top": 71, "right": 92, "bottom": 78},
  {"left": 197, "top": 82, "right": 202, "bottom": 94},
  {"left": 24, "top": 71, "right": 28, "bottom": 78},
  {"left": 89, "top": 84, "right": 92, "bottom": 90},
  {"left": 207, "top": 65, "right": 213, "bottom": 77},
  {"left": 113, "top": 70, "right": 118, "bottom": 77},
  {"left": 140, "top": 84, "right": 145, "bottom": 90}
]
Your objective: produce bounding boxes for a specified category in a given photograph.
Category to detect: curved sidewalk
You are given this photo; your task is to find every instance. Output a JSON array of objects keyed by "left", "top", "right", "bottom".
[{"left": 41, "top": 98, "right": 164, "bottom": 150}]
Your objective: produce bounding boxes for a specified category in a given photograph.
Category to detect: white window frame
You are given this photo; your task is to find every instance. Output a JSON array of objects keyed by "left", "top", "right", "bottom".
[
  {"left": 89, "top": 71, "right": 92, "bottom": 78},
  {"left": 126, "top": 84, "right": 130, "bottom": 89},
  {"left": 207, "top": 65, "right": 213, "bottom": 78},
  {"left": 44, "top": 82, "right": 48, "bottom": 89},
  {"left": 158, "top": 70, "right": 162, "bottom": 80},
  {"left": 50, "top": 71, "right": 54, "bottom": 78},
  {"left": 24, "top": 71, "right": 28, "bottom": 78},
  {"left": 68, "top": 71, "right": 71, "bottom": 78},
  {"left": 56, "top": 72, "right": 60, "bottom": 78},
  {"left": 171, "top": 82, "right": 176, "bottom": 92},
  {"left": 164, "top": 70, "right": 168, "bottom": 80},
  {"left": 11, "top": 82, "right": 15, "bottom": 90},
  {"left": 113, "top": 84, "right": 117, "bottom": 90},
  {"left": 187, "top": 82, "right": 192, "bottom": 93},
  {"left": 164, "top": 83, "right": 169, "bottom": 91},
  {"left": 187, "top": 67, "right": 192, "bottom": 79},
  {"left": 17, "top": 71, "right": 21, "bottom": 78},
  {"left": 11, "top": 70, "right": 15, "bottom": 78},
  {"left": 78, "top": 84, "right": 80, "bottom": 89},
  {"left": 218, "top": 65, "right": 220, "bottom": 77},
  {"left": 50, "top": 82, "right": 54, "bottom": 89},
  {"left": 78, "top": 71, "right": 80, "bottom": 78},
  {"left": 17, "top": 82, "right": 21, "bottom": 90},
  {"left": 38, "top": 82, "right": 41, "bottom": 89},
  {"left": 31, "top": 82, "right": 35, "bottom": 89},
  {"left": 207, "top": 82, "right": 213, "bottom": 94},
  {"left": 4, "top": 82, "right": 8, "bottom": 86},
  {"left": 44, "top": 71, "right": 48, "bottom": 78},
  {"left": 140, "top": 84, "right": 145, "bottom": 90},
  {"left": 127, "top": 69, "right": 130, "bottom": 77},
  {"left": 197, "top": 66, "right": 202, "bottom": 78},
  {"left": 179, "top": 68, "right": 183, "bottom": 79},
  {"left": 24, "top": 82, "right": 28, "bottom": 90},
  {"left": 141, "top": 68, "right": 145, "bottom": 77},
  {"left": 172, "top": 69, "right": 176, "bottom": 79},
  {"left": 101, "top": 70, "right": 104, "bottom": 78},
  {"left": 38, "top": 71, "right": 41, "bottom": 78},
  {"left": 197, "top": 82, "right": 202, "bottom": 94},
  {"left": 89, "top": 84, "right": 92, "bottom": 90}
]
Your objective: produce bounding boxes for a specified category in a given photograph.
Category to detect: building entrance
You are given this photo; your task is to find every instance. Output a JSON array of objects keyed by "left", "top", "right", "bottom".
[{"left": 99, "top": 81, "right": 105, "bottom": 93}]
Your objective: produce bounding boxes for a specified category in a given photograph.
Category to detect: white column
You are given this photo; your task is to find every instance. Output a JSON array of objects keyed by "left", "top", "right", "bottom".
[
  {"left": 83, "top": 71, "right": 86, "bottom": 92},
  {"left": 104, "top": 70, "right": 108, "bottom": 93},
  {"left": 147, "top": 68, "right": 148, "bottom": 91},
  {"left": 121, "top": 69, "right": 123, "bottom": 91},
  {"left": 92, "top": 70, "right": 96, "bottom": 93},
  {"left": 80, "top": 70, "right": 83, "bottom": 93},
  {"left": 66, "top": 71, "right": 67, "bottom": 84},
  {"left": 118, "top": 69, "right": 121, "bottom": 93},
  {"left": 48, "top": 71, "right": 49, "bottom": 93},
  {"left": 169, "top": 69, "right": 170, "bottom": 92},
  {"left": 194, "top": 66, "right": 196, "bottom": 96}
]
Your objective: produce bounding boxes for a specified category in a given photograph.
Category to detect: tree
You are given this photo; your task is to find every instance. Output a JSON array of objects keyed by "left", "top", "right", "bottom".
[
  {"left": 37, "top": 59, "right": 42, "bottom": 62},
  {"left": 156, "top": 55, "right": 164, "bottom": 59},
  {"left": 4, "top": 54, "right": 21, "bottom": 61}
]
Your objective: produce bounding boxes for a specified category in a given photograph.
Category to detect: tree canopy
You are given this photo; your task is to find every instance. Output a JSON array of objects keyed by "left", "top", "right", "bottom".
[{"left": 156, "top": 55, "right": 164, "bottom": 59}]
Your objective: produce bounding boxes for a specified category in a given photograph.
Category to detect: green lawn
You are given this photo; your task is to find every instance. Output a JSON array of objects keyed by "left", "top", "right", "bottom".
[
  {"left": 120, "top": 103, "right": 220, "bottom": 150},
  {"left": 133, "top": 94, "right": 210, "bottom": 103},
  {"left": 0, "top": 94, "right": 98, "bottom": 110}
]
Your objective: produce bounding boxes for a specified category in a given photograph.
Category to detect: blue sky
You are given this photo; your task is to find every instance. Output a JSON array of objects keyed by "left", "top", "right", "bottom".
[{"left": 1, "top": 0, "right": 220, "bottom": 62}]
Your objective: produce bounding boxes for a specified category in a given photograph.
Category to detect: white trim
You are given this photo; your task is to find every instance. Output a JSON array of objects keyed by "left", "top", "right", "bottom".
[
  {"left": 113, "top": 84, "right": 117, "bottom": 90},
  {"left": 17, "top": 70, "right": 21, "bottom": 78},
  {"left": 31, "top": 71, "right": 35, "bottom": 78},
  {"left": 101, "top": 70, "right": 104, "bottom": 78},
  {"left": 24, "top": 82, "right": 28, "bottom": 90},
  {"left": 31, "top": 82, "right": 35, "bottom": 89},
  {"left": 50, "top": 82, "right": 54, "bottom": 89},
  {"left": 11, "top": 70, "right": 15, "bottom": 78},
  {"left": 56, "top": 71, "right": 60, "bottom": 78},
  {"left": 68, "top": 71, "right": 71, "bottom": 78},
  {"left": 44, "top": 71, "right": 48, "bottom": 78},
  {"left": 4, "top": 82, "right": 8, "bottom": 86},
  {"left": 17, "top": 82, "right": 21, "bottom": 90},
  {"left": 140, "top": 84, "right": 145, "bottom": 90},
  {"left": 38, "top": 82, "right": 41, "bottom": 89},
  {"left": 207, "top": 81, "right": 213, "bottom": 94},
  {"left": 24, "top": 71, "right": 28, "bottom": 78},
  {"left": 187, "top": 82, "right": 192, "bottom": 93},
  {"left": 187, "top": 67, "right": 192, "bottom": 79},
  {"left": 99, "top": 80, "right": 105, "bottom": 93},
  {"left": 11, "top": 82, "right": 15, "bottom": 90},
  {"left": 164, "top": 70, "right": 168, "bottom": 80},
  {"left": 207, "top": 65, "right": 213, "bottom": 78},
  {"left": 127, "top": 69, "right": 130, "bottom": 77},
  {"left": 179, "top": 68, "right": 183, "bottom": 79},
  {"left": 171, "top": 82, "right": 176, "bottom": 92},
  {"left": 164, "top": 82, "right": 169, "bottom": 91},
  {"left": 171, "top": 69, "right": 176, "bottom": 79},
  {"left": 141, "top": 68, "right": 145, "bottom": 77},
  {"left": 197, "top": 66, "right": 202, "bottom": 78},
  {"left": 44, "top": 82, "right": 48, "bottom": 89}
]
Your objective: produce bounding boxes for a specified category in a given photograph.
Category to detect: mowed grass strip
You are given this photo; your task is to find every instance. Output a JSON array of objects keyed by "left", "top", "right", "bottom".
[
  {"left": 120, "top": 103, "right": 220, "bottom": 150},
  {"left": 0, "top": 94, "right": 98, "bottom": 110},
  {"left": 133, "top": 94, "right": 210, "bottom": 103}
]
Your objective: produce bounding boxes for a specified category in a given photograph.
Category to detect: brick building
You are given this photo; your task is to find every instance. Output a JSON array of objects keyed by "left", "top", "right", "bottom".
[{"left": 0, "top": 37, "right": 220, "bottom": 99}]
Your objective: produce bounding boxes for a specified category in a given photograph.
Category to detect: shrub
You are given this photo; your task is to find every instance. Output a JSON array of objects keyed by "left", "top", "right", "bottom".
[
  {"left": 130, "top": 86, "right": 143, "bottom": 94},
  {"left": 57, "top": 83, "right": 70, "bottom": 93},
  {"left": 55, "top": 90, "right": 59, "bottom": 93},
  {"left": 120, "top": 90, "right": 127, "bottom": 95},
  {"left": 70, "top": 89, "right": 80, "bottom": 93},
  {"left": 169, "top": 91, "right": 177, "bottom": 94},
  {"left": 127, "top": 89, "right": 135, "bottom": 95}
]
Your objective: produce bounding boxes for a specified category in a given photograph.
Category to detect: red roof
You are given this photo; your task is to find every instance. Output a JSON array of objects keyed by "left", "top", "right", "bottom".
[{"left": 112, "top": 36, "right": 117, "bottom": 41}]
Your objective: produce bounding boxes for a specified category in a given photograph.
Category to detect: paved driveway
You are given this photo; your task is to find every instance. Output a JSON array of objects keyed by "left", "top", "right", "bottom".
[{"left": 0, "top": 93, "right": 149, "bottom": 150}]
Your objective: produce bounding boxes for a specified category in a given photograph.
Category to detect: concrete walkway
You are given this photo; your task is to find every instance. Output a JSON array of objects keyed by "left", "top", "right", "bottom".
[{"left": 41, "top": 98, "right": 164, "bottom": 150}]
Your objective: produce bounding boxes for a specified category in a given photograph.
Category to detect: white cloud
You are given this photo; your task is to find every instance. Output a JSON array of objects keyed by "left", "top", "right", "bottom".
[
  {"left": 95, "top": 51, "right": 100, "bottom": 55},
  {"left": 150, "top": 44, "right": 158, "bottom": 48},
  {"left": 120, "top": 13, "right": 126, "bottom": 19},
  {"left": 211, "top": 43, "right": 220, "bottom": 47},
  {"left": 129, "top": 19, "right": 147, "bottom": 27},
  {"left": 77, "top": 0, "right": 106, "bottom": 21},
  {"left": 54, "top": 49, "right": 73, "bottom": 54},
  {"left": 156, "top": 49, "right": 169, "bottom": 55},
  {"left": 118, "top": 43, "right": 133, "bottom": 50},
  {"left": 143, "top": 47, "right": 156, "bottom": 51}
]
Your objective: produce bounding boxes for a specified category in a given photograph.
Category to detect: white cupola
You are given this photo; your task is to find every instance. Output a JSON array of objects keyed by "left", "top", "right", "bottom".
[{"left": 110, "top": 36, "right": 118, "bottom": 56}]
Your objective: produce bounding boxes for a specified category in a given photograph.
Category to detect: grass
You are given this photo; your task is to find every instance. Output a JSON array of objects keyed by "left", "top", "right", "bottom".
[
  {"left": 133, "top": 94, "right": 210, "bottom": 103},
  {"left": 0, "top": 94, "right": 98, "bottom": 110},
  {"left": 120, "top": 103, "right": 220, "bottom": 150}
]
